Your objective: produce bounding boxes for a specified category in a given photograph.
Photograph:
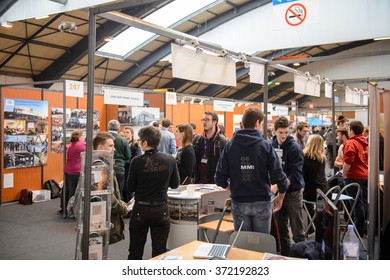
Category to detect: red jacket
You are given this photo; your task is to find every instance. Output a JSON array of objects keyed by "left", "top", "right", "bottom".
[{"left": 343, "top": 134, "right": 368, "bottom": 179}]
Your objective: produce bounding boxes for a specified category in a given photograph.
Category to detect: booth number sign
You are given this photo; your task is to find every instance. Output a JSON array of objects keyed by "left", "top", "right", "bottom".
[{"left": 65, "top": 80, "right": 84, "bottom": 98}]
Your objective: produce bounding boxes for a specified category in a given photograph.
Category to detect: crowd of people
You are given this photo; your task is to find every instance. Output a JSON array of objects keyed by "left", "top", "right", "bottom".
[{"left": 65, "top": 108, "right": 379, "bottom": 259}]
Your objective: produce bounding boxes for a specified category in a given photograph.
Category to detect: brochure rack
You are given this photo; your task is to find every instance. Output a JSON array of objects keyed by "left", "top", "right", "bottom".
[{"left": 74, "top": 150, "right": 113, "bottom": 260}]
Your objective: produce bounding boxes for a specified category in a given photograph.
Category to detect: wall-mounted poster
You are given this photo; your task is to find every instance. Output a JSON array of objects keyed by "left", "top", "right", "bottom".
[
  {"left": 118, "top": 105, "right": 132, "bottom": 125},
  {"left": 51, "top": 107, "right": 70, "bottom": 153},
  {"left": 131, "top": 107, "right": 160, "bottom": 127},
  {"left": 3, "top": 98, "right": 48, "bottom": 169},
  {"left": 51, "top": 108, "right": 100, "bottom": 153}
]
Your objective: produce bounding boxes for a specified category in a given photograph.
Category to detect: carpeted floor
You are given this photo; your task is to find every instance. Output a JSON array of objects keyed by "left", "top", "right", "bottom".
[{"left": 0, "top": 199, "right": 151, "bottom": 260}]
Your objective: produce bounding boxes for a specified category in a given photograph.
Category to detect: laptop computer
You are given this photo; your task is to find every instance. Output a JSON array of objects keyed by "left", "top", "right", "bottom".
[{"left": 193, "top": 221, "right": 244, "bottom": 259}]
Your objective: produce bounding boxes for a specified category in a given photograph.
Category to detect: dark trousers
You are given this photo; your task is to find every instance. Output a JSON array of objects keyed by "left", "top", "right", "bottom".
[
  {"left": 63, "top": 173, "right": 80, "bottom": 210},
  {"left": 344, "top": 178, "right": 368, "bottom": 236},
  {"left": 115, "top": 173, "right": 125, "bottom": 200},
  {"left": 128, "top": 204, "right": 170, "bottom": 259}
]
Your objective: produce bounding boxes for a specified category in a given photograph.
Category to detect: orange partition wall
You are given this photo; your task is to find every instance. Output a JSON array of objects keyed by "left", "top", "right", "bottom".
[
  {"left": 1, "top": 88, "right": 45, "bottom": 203},
  {"left": 171, "top": 103, "right": 190, "bottom": 125},
  {"left": 189, "top": 104, "right": 206, "bottom": 136},
  {"left": 146, "top": 93, "right": 165, "bottom": 113}
]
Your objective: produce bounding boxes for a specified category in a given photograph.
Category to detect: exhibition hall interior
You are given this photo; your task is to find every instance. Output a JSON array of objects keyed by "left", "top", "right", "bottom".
[{"left": 0, "top": 0, "right": 389, "bottom": 260}]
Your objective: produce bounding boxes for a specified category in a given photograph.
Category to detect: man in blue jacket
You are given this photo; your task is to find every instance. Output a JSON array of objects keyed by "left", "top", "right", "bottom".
[
  {"left": 215, "top": 108, "right": 288, "bottom": 234},
  {"left": 271, "top": 116, "right": 305, "bottom": 256}
]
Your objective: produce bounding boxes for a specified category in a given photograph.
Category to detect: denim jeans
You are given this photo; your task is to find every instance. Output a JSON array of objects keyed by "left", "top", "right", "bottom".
[
  {"left": 128, "top": 204, "right": 170, "bottom": 259},
  {"left": 343, "top": 178, "right": 368, "bottom": 237},
  {"left": 231, "top": 201, "right": 272, "bottom": 234},
  {"left": 274, "top": 190, "right": 305, "bottom": 256}
]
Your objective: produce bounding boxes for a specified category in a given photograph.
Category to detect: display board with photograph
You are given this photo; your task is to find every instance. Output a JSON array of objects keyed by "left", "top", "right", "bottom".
[
  {"left": 3, "top": 98, "right": 49, "bottom": 169},
  {"left": 51, "top": 108, "right": 100, "bottom": 153}
]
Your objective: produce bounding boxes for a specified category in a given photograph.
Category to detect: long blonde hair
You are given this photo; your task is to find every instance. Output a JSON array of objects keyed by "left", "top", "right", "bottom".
[{"left": 303, "top": 134, "right": 327, "bottom": 163}]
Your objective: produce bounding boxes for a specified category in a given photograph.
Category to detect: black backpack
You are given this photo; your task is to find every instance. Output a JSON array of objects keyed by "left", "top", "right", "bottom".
[
  {"left": 43, "top": 179, "right": 61, "bottom": 199},
  {"left": 19, "top": 189, "right": 33, "bottom": 205}
]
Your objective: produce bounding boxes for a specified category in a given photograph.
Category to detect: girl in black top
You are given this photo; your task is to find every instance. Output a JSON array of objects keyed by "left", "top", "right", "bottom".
[
  {"left": 174, "top": 124, "right": 195, "bottom": 185},
  {"left": 303, "top": 134, "right": 327, "bottom": 234}
]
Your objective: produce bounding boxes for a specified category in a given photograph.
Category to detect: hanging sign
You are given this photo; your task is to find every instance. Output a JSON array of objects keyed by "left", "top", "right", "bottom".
[
  {"left": 166, "top": 91, "right": 177, "bottom": 105},
  {"left": 65, "top": 80, "right": 84, "bottom": 97},
  {"left": 285, "top": 3, "right": 307, "bottom": 26},
  {"left": 213, "top": 100, "right": 235, "bottom": 112},
  {"left": 325, "top": 82, "right": 333, "bottom": 98},
  {"left": 102, "top": 87, "right": 144, "bottom": 106}
]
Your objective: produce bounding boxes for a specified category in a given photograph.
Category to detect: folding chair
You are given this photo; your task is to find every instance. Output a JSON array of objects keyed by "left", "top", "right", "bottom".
[
  {"left": 198, "top": 213, "right": 222, "bottom": 242},
  {"left": 210, "top": 198, "right": 232, "bottom": 243},
  {"left": 333, "top": 182, "right": 366, "bottom": 251},
  {"left": 198, "top": 199, "right": 234, "bottom": 243},
  {"left": 228, "top": 231, "right": 277, "bottom": 254},
  {"left": 303, "top": 186, "right": 341, "bottom": 236}
]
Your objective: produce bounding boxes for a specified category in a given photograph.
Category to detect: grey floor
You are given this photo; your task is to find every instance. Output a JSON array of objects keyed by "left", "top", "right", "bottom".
[{"left": 0, "top": 199, "right": 152, "bottom": 260}]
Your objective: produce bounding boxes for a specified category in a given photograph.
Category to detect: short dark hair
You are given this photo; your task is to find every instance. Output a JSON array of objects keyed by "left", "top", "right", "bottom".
[
  {"left": 161, "top": 118, "right": 172, "bottom": 128},
  {"left": 337, "top": 116, "right": 348, "bottom": 126},
  {"left": 337, "top": 127, "right": 349, "bottom": 140},
  {"left": 274, "top": 116, "right": 289, "bottom": 130},
  {"left": 138, "top": 126, "right": 161, "bottom": 149},
  {"left": 242, "top": 107, "right": 264, "bottom": 129},
  {"left": 296, "top": 122, "right": 309, "bottom": 131},
  {"left": 204, "top": 111, "right": 218, "bottom": 123},
  {"left": 189, "top": 123, "right": 196, "bottom": 130},
  {"left": 349, "top": 121, "right": 364, "bottom": 135},
  {"left": 93, "top": 132, "right": 114, "bottom": 150}
]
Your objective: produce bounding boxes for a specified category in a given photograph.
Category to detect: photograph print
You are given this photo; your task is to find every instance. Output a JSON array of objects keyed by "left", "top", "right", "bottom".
[{"left": 3, "top": 98, "right": 48, "bottom": 169}]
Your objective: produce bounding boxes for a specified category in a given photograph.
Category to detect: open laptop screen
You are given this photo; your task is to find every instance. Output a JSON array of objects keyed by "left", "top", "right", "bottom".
[{"left": 315, "top": 189, "right": 340, "bottom": 260}]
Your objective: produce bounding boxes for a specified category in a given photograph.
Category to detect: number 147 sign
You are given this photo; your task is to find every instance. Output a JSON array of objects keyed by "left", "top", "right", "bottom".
[{"left": 65, "top": 80, "right": 84, "bottom": 97}]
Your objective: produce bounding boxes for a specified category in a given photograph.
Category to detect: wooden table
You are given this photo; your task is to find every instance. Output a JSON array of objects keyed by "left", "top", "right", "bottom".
[
  {"left": 150, "top": 240, "right": 264, "bottom": 260},
  {"left": 223, "top": 213, "right": 233, "bottom": 222},
  {"left": 198, "top": 220, "right": 234, "bottom": 233}
]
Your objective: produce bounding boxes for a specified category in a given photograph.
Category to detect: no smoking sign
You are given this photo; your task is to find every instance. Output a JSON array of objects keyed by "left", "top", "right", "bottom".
[{"left": 285, "top": 3, "right": 307, "bottom": 26}]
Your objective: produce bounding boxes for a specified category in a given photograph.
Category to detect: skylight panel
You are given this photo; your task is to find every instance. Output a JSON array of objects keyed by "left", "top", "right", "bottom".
[{"left": 97, "top": 0, "right": 217, "bottom": 59}]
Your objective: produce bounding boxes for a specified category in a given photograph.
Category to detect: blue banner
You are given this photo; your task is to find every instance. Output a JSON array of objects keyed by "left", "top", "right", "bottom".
[{"left": 273, "top": 0, "right": 298, "bottom": 6}]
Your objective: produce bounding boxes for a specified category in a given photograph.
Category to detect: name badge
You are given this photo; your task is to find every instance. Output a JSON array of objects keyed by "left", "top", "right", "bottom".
[
  {"left": 201, "top": 158, "right": 208, "bottom": 164},
  {"left": 275, "top": 148, "right": 283, "bottom": 161}
]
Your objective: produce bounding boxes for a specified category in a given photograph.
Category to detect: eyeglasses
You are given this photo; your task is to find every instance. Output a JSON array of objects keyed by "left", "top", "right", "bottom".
[{"left": 201, "top": 118, "right": 213, "bottom": 122}]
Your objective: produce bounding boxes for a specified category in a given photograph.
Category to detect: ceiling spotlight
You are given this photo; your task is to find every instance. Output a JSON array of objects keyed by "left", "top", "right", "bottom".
[
  {"left": 181, "top": 98, "right": 185, "bottom": 104},
  {"left": 275, "top": 82, "right": 281, "bottom": 85},
  {"left": 293, "top": 62, "right": 300, "bottom": 67},
  {"left": 268, "top": 72, "right": 275, "bottom": 76},
  {"left": 199, "top": 99, "right": 204, "bottom": 105},
  {"left": 58, "top": 21, "right": 77, "bottom": 32},
  {"left": 195, "top": 47, "right": 203, "bottom": 55},
  {"left": 190, "top": 98, "right": 195, "bottom": 104},
  {"left": 104, "top": 36, "right": 114, "bottom": 42},
  {"left": 224, "top": 55, "right": 232, "bottom": 63}
]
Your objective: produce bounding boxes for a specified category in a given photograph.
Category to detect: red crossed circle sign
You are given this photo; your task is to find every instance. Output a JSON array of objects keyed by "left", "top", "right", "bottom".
[{"left": 285, "top": 3, "right": 307, "bottom": 26}]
